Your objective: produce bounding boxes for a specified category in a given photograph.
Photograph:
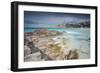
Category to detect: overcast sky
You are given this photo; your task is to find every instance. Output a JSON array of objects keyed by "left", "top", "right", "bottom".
[{"left": 24, "top": 11, "right": 90, "bottom": 28}]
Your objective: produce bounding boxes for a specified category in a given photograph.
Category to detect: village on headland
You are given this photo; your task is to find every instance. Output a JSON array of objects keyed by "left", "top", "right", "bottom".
[
  {"left": 24, "top": 28, "right": 79, "bottom": 62},
  {"left": 57, "top": 21, "right": 90, "bottom": 28}
]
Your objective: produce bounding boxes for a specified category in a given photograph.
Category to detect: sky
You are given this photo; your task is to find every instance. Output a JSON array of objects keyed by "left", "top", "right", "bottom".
[{"left": 24, "top": 11, "right": 90, "bottom": 28}]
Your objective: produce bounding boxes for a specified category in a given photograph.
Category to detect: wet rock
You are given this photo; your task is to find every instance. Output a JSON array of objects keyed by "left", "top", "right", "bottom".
[
  {"left": 24, "top": 29, "right": 79, "bottom": 61},
  {"left": 24, "top": 52, "right": 42, "bottom": 62},
  {"left": 24, "top": 45, "right": 31, "bottom": 57},
  {"left": 66, "top": 49, "right": 79, "bottom": 60},
  {"left": 27, "top": 42, "right": 39, "bottom": 53}
]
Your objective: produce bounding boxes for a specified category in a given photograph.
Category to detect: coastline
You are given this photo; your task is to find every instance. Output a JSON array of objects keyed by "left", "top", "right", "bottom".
[{"left": 24, "top": 28, "right": 90, "bottom": 62}]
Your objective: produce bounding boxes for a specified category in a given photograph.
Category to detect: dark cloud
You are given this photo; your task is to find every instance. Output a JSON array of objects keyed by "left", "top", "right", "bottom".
[{"left": 24, "top": 11, "right": 90, "bottom": 28}]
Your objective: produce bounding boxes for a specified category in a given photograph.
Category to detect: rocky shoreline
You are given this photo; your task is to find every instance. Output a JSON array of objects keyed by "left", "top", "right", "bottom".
[{"left": 24, "top": 28, "right": 79, "bottom": 62}]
